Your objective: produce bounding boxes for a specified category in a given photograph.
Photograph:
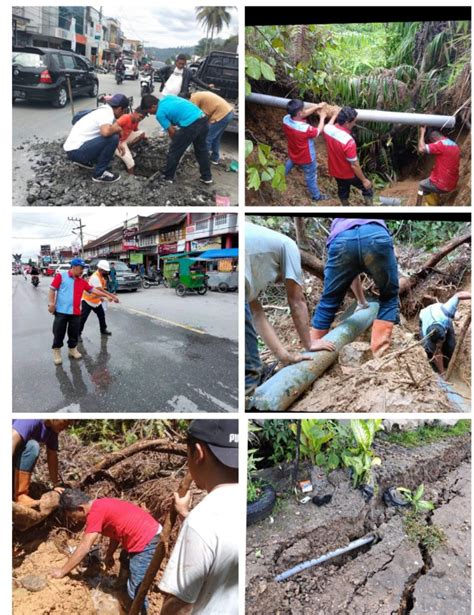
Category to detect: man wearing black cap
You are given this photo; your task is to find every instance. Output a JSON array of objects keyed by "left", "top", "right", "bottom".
[
  {"left": 63, "top": 94, "right": 129, "bottom": 183},
  {"left": 159, "top": 419, "right": 239, "bottom": 615},
  {"left": 323, "top": 106, "right": 373, "bottom": 205}
]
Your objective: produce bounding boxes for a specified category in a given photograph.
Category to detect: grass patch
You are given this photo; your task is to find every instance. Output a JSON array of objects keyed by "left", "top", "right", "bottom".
[
  {"left": 404, "top": 511, "right": 446, "bottom": 552},
  {"left": 381, "top": 420, "right": 471, "bottom": 448}
]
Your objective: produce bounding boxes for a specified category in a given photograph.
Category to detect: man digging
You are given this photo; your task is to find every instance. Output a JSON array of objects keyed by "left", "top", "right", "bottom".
[
  {"left": 49, "top": 489, "right": 163, "bottom": 615},
  {"left": 12, "top": 419, "right": 74, "bottom": 506},
  {"left": 48, "top": 258, "right": 118, "bottom": 365}
]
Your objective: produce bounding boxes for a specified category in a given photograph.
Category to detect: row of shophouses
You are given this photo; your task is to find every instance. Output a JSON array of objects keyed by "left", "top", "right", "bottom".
[
  {"left": 12, "top": 6, "right": 143, "bottom": 66},
  {"left": 80, "top": 212, "right": 239, "bottom": 269}
]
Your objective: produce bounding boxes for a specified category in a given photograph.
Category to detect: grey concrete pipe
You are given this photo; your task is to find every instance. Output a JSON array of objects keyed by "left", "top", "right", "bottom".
[
  {"left": 246, "top": 93, "right": 456, "bottom": 128},
  {"left": 251, "top": 302, "right": 379, "bottom": 411}
]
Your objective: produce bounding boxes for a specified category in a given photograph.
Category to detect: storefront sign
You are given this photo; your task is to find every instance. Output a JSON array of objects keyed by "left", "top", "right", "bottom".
[
  {"left": 130, "top": 253, "right": 144, "bottom": 264},
  {"left": 158, "top": 243, "right": 178, "bottom": 255}
]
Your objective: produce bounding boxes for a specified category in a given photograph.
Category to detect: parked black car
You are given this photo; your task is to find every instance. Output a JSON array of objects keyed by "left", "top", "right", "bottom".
[
  {"left": 12, "top": 46, "right": 99, "bottom": 108},
  {"left": 192, "top": 51, "right": 238, "bottom": 133}
]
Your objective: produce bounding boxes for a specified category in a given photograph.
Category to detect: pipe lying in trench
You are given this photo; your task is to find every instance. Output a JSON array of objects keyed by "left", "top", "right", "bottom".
[
  {"left": 275, "top": 534, "right": 377, "bottom": 582},
  {"left": 438, "top": 378, "right": 471, "bottom": 412},
  {"left": 246, "top": 93, "right": 456, "bottom": 128},
  {"left": 251, "top": 302, "right": 379, "bottom": 411}
]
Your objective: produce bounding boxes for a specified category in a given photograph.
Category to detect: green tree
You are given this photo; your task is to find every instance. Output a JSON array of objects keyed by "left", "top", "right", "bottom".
[{"left": 196, "top": 6, "right": 233, "bottom": 55}]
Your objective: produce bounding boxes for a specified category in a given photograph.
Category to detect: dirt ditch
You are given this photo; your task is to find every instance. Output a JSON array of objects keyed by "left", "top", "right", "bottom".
[
  {"left": 13, "top": 434, "right": 202, "bottom": 614},
  {"left": 245, "top": 103, "right": 470, "bottom": 206},
  {"left": 16, "top": 137, "right": 238, "bottom": 206},
  {"left": 260, "top": 245, "right": 471, "bottom": 412},
  {"left": 246, "top": 434, "right": 471, "bottom": 614}
]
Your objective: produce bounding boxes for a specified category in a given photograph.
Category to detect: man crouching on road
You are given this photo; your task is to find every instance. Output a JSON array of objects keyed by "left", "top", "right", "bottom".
[
  {"left": 48, "top": 258, "right": 118, "bottom": 366},
  {"left": 63, "top": 94, "right": 129, "bottom": 183},
  {"left": 245, "top": 221, "right": 335, "bottom": 409},
  {"left": 159, "top": 419, "right": 239, "bottom": 614},
  {"left": 49, "top": 489, "right": 162, "bottom": 614}
]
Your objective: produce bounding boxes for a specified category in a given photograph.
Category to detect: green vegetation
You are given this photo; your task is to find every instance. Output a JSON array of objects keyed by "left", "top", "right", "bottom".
[
  {"left": 342, "top": 419, "right": 383, "bottom": 488},
  {"left": 383, "top": 420, "right": 471, "bottom": 448},
  {"left": 259, "top": 420, "right": 296, "bottom": 465},
  {"left": 246, "top": 21, "right": 471, "bottom": 190},
  {"left": 397, "top": 484, "right": 435, "bottom": 513},
  {"left": 404, "top": 511, "right": 446, "bottom": 552},
  {"left": 69, "top": 420, "right": 188, "bottom": 452}
]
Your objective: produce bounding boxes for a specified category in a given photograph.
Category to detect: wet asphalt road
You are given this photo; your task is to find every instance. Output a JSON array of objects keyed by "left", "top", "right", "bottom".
[{"left": 12, "top": 277, "right": 238, "bottom": 413}]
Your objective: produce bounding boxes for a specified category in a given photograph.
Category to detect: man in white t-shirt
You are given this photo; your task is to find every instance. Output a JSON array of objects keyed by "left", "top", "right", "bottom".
[
  {"left": 245, "top": 222, "right": 335, "bottom": 407},
  {"left": 159, "top": 419, "right": 239, "bottom": 615},
  {"left": 156, "top": 54, "right": 215, "bottom": 99},
  {"left": 63, "top": 94, "right": 129, "bottom": 183}
]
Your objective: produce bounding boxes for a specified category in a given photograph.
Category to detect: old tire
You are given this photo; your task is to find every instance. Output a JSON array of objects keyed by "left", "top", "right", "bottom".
[
  {"left": 176, "top": 284, "right": 186, "bottom": 297},
  {"left": 218, "top": 282, "right": 229, "bottom": 293},
  {"left": 52, "top": 86, "right": 68, "bottom": 108},
  {"left": 197, "top": 286, "right": 207, "bottom": 295},
  {"left": 247, "top": 483, "right": 276, "bottom": 526}
]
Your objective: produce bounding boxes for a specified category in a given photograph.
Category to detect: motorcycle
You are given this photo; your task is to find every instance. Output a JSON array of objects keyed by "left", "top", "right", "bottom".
[
  {"left": 140, "top": 73, "right": 154, "bottom": 97},
  {"left": 115, "top": 68, "right": 125, "bottom": 85},
  {"left": 141, "top": 272, "right": 167, "bottom": 289},
  {"left": 31, "top": 275, "right": 39, "bottom": 288}
]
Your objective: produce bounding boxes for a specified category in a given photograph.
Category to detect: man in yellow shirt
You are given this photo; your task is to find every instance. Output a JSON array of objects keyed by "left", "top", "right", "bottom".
[
  {"left": 79, "top": 260, "right": 119, "bottom": 341},
  {"left": 190, "top": 91, "right": 234, "bottom": 165}
]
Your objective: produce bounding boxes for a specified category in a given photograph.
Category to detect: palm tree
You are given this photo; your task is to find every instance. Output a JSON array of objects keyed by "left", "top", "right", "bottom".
[{"left": 196, "top": 6, "right": 232, "bottom": 55}]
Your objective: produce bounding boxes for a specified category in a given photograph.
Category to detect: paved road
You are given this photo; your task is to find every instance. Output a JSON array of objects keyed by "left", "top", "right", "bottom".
[
  {"left": 12, "top": 277, "right": 238, "bottom": 413},
  {"left": 12, "top": 72, "right": 238, "bottom": 205}
]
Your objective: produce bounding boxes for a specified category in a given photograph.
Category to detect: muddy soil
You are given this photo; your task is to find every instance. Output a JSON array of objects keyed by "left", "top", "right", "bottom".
[
  {"left": 245, "top": 103, "right": 471, "bottom": 206},
  {"left": 16, "top": 137, "right": 238, "bottom": 206},
  {"left": 13, "top": 433, "right": 200, "bottom": 614},
  {"left": 262, "top": 254, "right": 471, "bottom": 412},
  {"left": 246, "top": 435, "right": 471, "bottom": 614}
]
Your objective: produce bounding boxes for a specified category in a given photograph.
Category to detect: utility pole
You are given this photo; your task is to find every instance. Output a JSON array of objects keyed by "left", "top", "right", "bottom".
[{"left": 68, "top": 216, "right": 86, "bottom": 257}]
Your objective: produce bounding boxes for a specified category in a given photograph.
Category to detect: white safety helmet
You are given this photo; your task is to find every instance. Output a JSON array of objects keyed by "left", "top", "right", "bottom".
[{"left": 97, "top": 260, "right": 111, "bottom": 272}]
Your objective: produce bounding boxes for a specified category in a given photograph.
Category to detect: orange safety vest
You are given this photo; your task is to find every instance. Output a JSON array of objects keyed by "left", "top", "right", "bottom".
[{"left": 82, "top": 270, "right": 106, "bottom": 306}]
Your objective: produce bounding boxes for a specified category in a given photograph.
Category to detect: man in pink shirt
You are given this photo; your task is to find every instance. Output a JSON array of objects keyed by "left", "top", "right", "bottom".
[{"left": 50, "top": 489, "right": 161, "bottom": 614}]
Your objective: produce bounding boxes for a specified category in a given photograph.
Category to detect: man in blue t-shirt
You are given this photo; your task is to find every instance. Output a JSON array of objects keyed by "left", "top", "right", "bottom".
[
  {"left": 12, "top": 419, "right": 74, "bottom": 506},
  {"left": 419, "top": 291, "right": 471, "bottom": 374},
  {"left": 140, "top": 94, "right": 212, "bottom": 185}
]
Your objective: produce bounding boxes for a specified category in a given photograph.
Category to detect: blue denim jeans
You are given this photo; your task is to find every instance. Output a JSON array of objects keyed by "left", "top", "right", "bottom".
[
  {"left": 67, "top": 134, "right": 120, "bottom": 177},
  {"left": 126, "top": 534, "right": 160, "bottom": 614},
  {"left": 285, "top": 159, "right": 321, "bottom": 199},
  {"left": 14, "top": 440, "right": 40, "bottom": 472},
  {"left": 207, "top": 111, "right": 234, "bottom": 162},
  {"left": 312, "top": 223, "right": 399, "bottom": 329},
  {"left": 245, "top": 303, "right": 262, "bottom": 406}
]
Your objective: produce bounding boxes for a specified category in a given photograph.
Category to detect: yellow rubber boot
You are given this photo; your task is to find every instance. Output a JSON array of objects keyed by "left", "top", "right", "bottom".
[
  {"left": 425, "top": 193, "right": 440, "bottom": 206},
  {"left": 68, "top": 347, "right": 82, "bottom": 360},
  {"left": 371, "top": 320, "right": 394, "bottom": 357},
  {"left": 52, "top": 348, "right": 62, "bottom": 365},
  {"left": 14, "top": 470, "right": 40, "bottom": 507}
]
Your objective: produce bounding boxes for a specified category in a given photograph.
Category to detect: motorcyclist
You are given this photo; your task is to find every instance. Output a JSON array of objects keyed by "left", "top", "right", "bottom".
[
  {"left": 115, "top": 56, "right": 125, "bottom": 81},
  {"left": 30, "top": 265, "right": 40, "bottom": 285}
]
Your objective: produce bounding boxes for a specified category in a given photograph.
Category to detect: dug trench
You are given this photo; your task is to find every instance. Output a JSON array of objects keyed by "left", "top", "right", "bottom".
[
  {"left": 245, "top": 103, "right": 471, "bottom": 206},
  {"left": 12, "top": 434, "right": 202, "bottom": 615},
  {"left": 16, "top": 137, "right": 238, "bottom": 207},
  {"left": 259, "top": 241, "right": 471, "bottom": 412},
  {"left": 246, "top": 433, "right": 471, "bottom": 614}
]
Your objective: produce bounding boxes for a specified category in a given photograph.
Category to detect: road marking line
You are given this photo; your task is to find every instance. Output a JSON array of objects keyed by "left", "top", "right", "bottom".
[{"left": 125, "top": 307, "right": 206, "bottom": 335}]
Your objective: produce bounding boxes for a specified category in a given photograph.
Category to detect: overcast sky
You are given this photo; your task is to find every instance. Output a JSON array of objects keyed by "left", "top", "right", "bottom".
[
  {"left": 101, "top": 5, "right": 238, "bottom": 49},
  {"left": 12, "top": 209, "right": 157, "bottom": 258}
]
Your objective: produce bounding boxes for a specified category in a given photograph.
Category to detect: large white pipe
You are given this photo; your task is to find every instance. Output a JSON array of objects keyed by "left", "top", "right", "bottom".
[{"left": 246, "top": 93, "right": 456, "bottom": 129}]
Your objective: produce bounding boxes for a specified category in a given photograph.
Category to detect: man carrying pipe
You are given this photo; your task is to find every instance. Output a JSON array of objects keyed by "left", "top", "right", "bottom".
[
  {"left": 282, "top": 99, "right": 329, "bottom": 202},
  {"left": 159, "top": 420, "right": 239, "bottom": 614},
  {"left": 311, "top": 219, "right": 399, "bottom": 357},
  {"left": 419, "top": 291, "right": 471, "bottom": 375},
  {"left": 323, "top": 106, "right": 374, "bottom": 205},
  {"left": 245, "top": 222, "right": 335, "bottom": 408},
  {"left": 417, "top": 127, "right": 461, "bottom": 205}
]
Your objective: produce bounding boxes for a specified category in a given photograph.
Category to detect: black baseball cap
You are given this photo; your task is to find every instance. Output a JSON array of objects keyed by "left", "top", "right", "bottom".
[
  {"left": 109, "top": 93, "right": 130, "bottom": 108},
  {"left": 188, "top": 420, "right": 238, "bottom": 469}
]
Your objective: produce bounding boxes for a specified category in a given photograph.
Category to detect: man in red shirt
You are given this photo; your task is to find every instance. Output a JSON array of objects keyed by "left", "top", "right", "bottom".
[
  {"left": 50, "top": 489, "right": 162, "bottom": 614},
  {"left": 115, "top": 108, "right": 147, "bottom": 174},
  {"left": 418, "top": 126, "right": 460, "bottom": 197},
  {"left": 323, "top": 106, "right": 373, "bottom": 205},
  {"left": 48, "top": 258, "right": 118, "bottom": 365},
  {"left": 283, "top": 99, "right": 329, "bottom": 201}
]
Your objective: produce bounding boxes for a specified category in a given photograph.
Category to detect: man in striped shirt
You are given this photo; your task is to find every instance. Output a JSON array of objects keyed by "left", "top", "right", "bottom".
[
  {"left": 323, "top": 106, "right": 373, "bottom": 205},
  {"left": 283, "top": 99, "right": 329, "bottom": 202}
]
